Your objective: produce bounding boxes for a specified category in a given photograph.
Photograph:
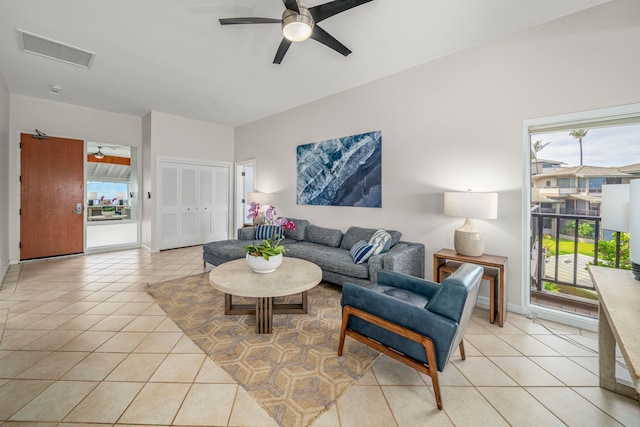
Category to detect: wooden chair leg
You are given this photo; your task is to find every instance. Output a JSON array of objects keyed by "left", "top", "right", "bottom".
[
  {"left": 338, "top": 306, "right": 350, "bottom": 356},
  {"left": 459, "top": 340, "right": 466, "bottom": 360},
  {"left": 339, "top": 305, "right": 444, "bottom": 409},
  {"left": 422, "top": 337, "right": 443, "bottom": 410}
]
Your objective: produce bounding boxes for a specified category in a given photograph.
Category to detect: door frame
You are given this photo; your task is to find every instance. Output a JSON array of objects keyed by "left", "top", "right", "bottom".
[
  {"left": 85, "top": 143, "right": 141, "bottom": 254},
  {"left": 154, "top": 155, "right": 233, "bottom": 252},
  {"left": 522, "top": 102, "right": 640, "bottom": 332},
  {"left": 235, "top": 159, "right": 256, "bottom": 236}
]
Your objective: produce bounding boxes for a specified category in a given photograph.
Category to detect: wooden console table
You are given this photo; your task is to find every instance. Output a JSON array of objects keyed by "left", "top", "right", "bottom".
[
  {"left": 433, "top": 248, "right": 508, "bottom": 326},
  {"left": 588, "top": 266, "right": 640, "bottom": 400}
]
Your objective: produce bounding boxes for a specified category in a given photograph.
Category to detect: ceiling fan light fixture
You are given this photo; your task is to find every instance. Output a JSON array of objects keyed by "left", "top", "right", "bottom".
[
  {"left": 94, "top": 146, "right": 104, "bottom": 159},
  {"left": 282, "top": 7, "right": 314, "bottom": 42}
]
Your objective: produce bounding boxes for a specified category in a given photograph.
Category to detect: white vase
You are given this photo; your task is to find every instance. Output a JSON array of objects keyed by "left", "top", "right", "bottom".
[{"left": 246, "top": 253, "right": 283, "bottom": 273}]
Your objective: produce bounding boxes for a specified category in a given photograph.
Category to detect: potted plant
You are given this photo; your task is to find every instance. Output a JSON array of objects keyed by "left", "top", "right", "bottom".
[
  {"left": 243, "top": 202, "right": 296, "bottom": 273},
  {"left": 101, "top": 205, "right": 116, "bottom": 217}
]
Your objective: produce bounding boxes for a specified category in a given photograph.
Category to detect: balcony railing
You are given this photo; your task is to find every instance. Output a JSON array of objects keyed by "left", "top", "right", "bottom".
[
  {"left": 531, "top": 212, "right": 600, "bottom": 290},
  {"left": 529, "top": 212, "right": 621, "bottom": 316}
]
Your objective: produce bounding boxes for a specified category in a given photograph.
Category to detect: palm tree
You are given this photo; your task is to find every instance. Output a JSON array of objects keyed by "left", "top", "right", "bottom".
[
  {"left": 569, "top": 129, "right": 589, "bottom": 165},
  {"left": 531, "top": 140, "right": 550, "bottom": 174}
]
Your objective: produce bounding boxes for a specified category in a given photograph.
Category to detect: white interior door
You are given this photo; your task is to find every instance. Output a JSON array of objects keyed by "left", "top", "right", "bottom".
[
  {"left": 180, "top": 165, "right": 198, "bottom": 246},
  {"left": 158, "top": 158, "right": 231, "bottom": 250},
  {"left": 235, "top": 161, "right": 255, "bottom": 232},
  {"left": 159, "top": 162, "right": 180, "bottom": 249},
  {"left": 198, "top": 166, "right": 215, "bottom": 243}
]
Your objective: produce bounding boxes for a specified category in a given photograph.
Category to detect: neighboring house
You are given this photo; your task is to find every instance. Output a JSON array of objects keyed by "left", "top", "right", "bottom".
[
  {"left": 531, "top": 158, "right": 565, "bottom": 176},
  {"left": 531, "top": 165, "right": 635, "bottom": 217},
  {"left": 618, "top": 163, "right": 640, "bottom": 176}
]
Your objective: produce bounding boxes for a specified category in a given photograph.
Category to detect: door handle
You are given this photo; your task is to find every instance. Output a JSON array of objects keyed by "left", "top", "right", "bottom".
[{"left": 75, "top": 203, "right": 83, "bottom": 215}]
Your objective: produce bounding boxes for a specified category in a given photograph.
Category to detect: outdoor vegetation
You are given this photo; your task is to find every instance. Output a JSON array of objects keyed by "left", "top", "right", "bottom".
[{"left": 542, "top": 232, "right": 630, "bottom": 270}]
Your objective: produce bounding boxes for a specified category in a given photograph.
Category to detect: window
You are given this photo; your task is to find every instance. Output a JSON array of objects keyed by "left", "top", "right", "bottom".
[
  {"left": 87, "top": 181, "right": 128, "bottom": 204},
  {"left": 524, "top": 103, "right": 640, "bottom": 330}
]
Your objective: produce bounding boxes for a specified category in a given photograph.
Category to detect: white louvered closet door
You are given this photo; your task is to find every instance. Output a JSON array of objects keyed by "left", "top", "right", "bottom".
[
  {"left": 180, "top": 165, "right": 198, "bottom": 246},
  {"left": 198, "top": 166, "right": 215, "bottom": 243},
  {"left": 159, "top": 160, "right": 230, "bottom": 250},
  {"left": 159, "top": 162, "right": 180, "bottom": 250}
]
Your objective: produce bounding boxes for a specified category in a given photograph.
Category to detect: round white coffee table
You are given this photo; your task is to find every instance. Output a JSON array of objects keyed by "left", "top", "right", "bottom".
[{"left": 208, "top": 257, "right": 322, "bottom": 333}]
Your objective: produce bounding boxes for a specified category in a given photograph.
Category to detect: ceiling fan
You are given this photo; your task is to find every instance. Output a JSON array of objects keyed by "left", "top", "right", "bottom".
[
  {"left": 219, "top": 0, "right": 373, "bottom": 64},
  {"left": 91, "top": 146, "right": 105, "bottom": 159}
]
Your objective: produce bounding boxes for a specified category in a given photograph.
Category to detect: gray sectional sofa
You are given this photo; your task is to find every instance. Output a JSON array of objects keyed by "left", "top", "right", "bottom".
[{"left": 202, "top": 218, "right": 425, "bottom": 286}]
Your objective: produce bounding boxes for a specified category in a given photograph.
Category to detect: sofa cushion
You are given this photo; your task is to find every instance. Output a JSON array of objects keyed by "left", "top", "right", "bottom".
[
  {"left": 305, "top": 225, "right": 343, "bottom": 248},
  {"left": 286, "top": 242, "right": 369, "bottom": 279},
  {"left": 340, "top": 226, "right": 403, "bottom": 250},
  {"left": 255, "top": 224, "right": 282, "bottom": 240},
  {"left": 283, "top": 218, "right": 309, "bottom": 240},
  {"left": 238, "top": 227, "right": 256, "bottom": 240},
  {"left": 203, "top": 240, "right": 247, "bottom": 262},
  {"left": 350, "top": 240, "right": 375, "bottom": 264},
  {"left": 369, "top": 229, "right": 392, "bottom": 255}
]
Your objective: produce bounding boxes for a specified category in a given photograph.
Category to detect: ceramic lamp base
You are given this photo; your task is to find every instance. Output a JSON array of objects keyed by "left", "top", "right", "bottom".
[{"left": 454, "top": 218, "right": 484, "bottom": 257}]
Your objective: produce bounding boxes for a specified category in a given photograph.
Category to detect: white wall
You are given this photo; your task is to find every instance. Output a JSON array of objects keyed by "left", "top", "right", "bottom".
[
  {"left": 235, "top": 0, "right": 640, "bottom": 312},
  {"left": 8, "top": 95, "right": 142, "bottom": 262},
  {"left": 0, "top": 71, "right": 10, "bottom": 280},
  {"left": 144, "top": 111, "right": 234, "bottom": 251}
]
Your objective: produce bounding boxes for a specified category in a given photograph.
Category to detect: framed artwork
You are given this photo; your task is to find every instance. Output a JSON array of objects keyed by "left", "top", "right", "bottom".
[{"left": 296, "top": 130, "right": 382, "bottom": 207}]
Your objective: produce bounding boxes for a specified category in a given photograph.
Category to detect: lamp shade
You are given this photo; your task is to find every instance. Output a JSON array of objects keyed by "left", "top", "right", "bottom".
[
  {"left": 247, "top": 192, "right": 269, "bottom": 206},
  {"left": 444, "top": 191, "right": 498, "bottom": 219},
  {"left": 601, "top": 184, "right": 629, "bottom": 232},
  {"left": 87, "top": 192, "right": 98, "bottom": 200},
  {"left": 116, "top": 192, "right": 127, "bottom": 200}
]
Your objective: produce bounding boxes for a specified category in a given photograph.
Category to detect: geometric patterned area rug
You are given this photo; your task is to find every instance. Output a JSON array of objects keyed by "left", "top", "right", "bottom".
[{"left": 147, "top": 273, "right": 379, "bottom": 427}]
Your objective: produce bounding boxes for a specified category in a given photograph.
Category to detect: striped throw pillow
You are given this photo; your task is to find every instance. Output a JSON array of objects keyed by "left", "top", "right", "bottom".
[
  {"left": 255, "top": 225, "right": 282, "bottom": 241},
  {"left": 350, "top": 240, "right": 374, "bottom": 264},
  {"left": 368, "top": 229, "right": 392, "bottom": 255}
]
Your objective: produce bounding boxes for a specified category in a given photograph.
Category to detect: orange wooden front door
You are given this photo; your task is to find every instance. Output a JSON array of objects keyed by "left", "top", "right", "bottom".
[{"left": 20, "top": 133, "right": 85, "bottom": 260}]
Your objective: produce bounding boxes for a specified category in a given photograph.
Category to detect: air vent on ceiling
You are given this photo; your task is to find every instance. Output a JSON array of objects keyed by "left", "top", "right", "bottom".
[{"left": 18, "top": 29, "right": 96, "bottom": 69}]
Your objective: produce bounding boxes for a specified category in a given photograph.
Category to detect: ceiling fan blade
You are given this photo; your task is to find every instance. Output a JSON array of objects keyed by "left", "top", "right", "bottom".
[
  {"left": 273, "top": 38, "right": 292, "bottom": 64},
  {"left": 219, "top": 17, "right": 281, "bottom": 25},
  {"left": 309, "top": 0, "right": 373, "bottom": 23},
  {"left": 310, "top": 25, "right": 351, "bottom": 56},
  {"left": 283, "top": 0, "right": 300, "bottom": 13}
]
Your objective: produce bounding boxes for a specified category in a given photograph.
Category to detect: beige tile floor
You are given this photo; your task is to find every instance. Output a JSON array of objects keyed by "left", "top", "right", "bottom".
[{"left": 1, "top": 246, "right": 639, "bottom": 426}]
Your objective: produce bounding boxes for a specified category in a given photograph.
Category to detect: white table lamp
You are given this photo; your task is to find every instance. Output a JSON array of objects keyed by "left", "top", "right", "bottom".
[
  {"left": 247, "top": 192, "right": 269, "bottom": 207},
  {"left": 87, "top": 191, "right": 98, "bottom": 206},
  {"left": 602, "top": 182, "right": 639, "bottom": 280},
  {"left": 247, "top": 192, "right": 270, "bottom": 224},
  {"left": 601, "top": 184, "right": 629, "bottom": 232},
  {"left": 444, "top": 190, "right": 498, "bottom": 257}
]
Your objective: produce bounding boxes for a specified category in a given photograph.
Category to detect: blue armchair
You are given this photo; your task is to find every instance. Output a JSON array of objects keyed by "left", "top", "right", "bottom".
[{"left": 338, "top": 263, "right": 483, "bottom": 409}]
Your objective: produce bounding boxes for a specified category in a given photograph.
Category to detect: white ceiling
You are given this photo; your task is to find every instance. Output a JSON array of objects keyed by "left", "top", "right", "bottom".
[{"left": 0, "top": 0, "right": 609, "bottom": 128}]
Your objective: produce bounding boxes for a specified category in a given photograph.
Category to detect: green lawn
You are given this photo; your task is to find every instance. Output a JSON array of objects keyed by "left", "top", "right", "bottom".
[{"left": 543, "top": 238, "right": 595, "bottom": 257}]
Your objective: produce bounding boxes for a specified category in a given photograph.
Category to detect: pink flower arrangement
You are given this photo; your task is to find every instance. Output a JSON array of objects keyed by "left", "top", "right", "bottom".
[
  {"left": 244, "top": 202, "right": 296, "bottom": 260},
  {"left": 247, "top": 202, "right": 296, "bottom": 231}
]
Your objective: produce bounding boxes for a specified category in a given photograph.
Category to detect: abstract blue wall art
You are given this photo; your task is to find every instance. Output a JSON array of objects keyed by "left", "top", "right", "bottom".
[{"left": 296, "top": 130, "right": 382, "bottom": 207}]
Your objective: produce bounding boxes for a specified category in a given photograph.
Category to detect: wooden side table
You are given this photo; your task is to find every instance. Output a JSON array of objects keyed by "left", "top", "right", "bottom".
[
  {"left": 588, "top": 266, "right": 640, "bottom": 399},
  {"left": 433, "top": 248, "right": 508, "bottom": 327}
]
